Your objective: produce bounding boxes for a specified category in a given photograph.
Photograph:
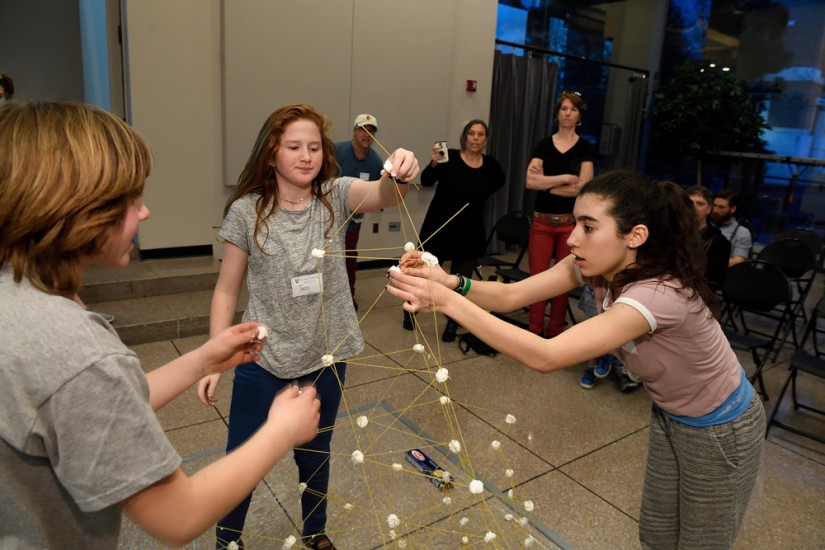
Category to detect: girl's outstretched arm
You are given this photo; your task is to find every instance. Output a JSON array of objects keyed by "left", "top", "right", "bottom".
[{"left": 388, "top": 266, "right": 650, "bottom": 373}]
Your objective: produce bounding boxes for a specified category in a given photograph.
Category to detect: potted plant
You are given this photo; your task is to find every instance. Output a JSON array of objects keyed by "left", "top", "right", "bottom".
[{"left": 646, "top": 59, "right": 770, "bottom": 185}]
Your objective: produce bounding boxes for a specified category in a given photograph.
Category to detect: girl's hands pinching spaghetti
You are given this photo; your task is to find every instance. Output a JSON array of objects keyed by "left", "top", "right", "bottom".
[
  {"left": 387, "top": 267, "right": 452, "bottom": 314},
  {"left": 397, "top": 251, "right": 453, "bottom": 287}
]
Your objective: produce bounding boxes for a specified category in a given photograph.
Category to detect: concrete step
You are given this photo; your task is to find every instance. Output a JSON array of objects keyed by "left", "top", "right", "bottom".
[{"left": 79, "top": 256, "right": 246, "bottom": 346}]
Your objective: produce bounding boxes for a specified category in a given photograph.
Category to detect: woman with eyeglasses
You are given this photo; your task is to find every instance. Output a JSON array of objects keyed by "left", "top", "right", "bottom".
[{"left": 525, "top": 91, "right": 594, "bottom": 340}]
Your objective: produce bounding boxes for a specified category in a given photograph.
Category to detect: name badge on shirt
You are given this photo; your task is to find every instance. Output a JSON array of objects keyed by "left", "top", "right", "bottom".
[
  {"left": 292, "top": 273, "right": 323, "bottom": 297},
  {"left": 359, "top": 171, "right": 370, "bottom": 181}
]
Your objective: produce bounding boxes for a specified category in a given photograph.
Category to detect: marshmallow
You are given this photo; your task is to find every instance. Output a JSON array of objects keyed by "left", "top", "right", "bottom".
[
  {"left": 311, "top": 248, "right": 325, "bottom": 258},
  {"left": 356, "top": 415, "right": 368, "bottom": 428},
  {"left": 435, "top": 368, "right": 449, "bottom": 383},
  {"left": 383, "top": 158, "right": 395, "bottom": 175},
  {"left": 343, "top": 503, "right": 353, "bottom": 511},
  {"left": 505, "top": 414, "right": 516, "bottom": 424},
  {"left": 282, "top": 534, "right": 297, "bottom": 549},
  {"left": 504, "top": 513, "right": 513, "bottom": 522},
  {"left": 523, "top": 500, "right": 534, "bottom": 512},
  {"left": 412, "top": 343, "right": 425, "bottom": 353},
  {"left": 491, "top": 440, "right": 501, "bottom": 450},
  {"left": 484, "top": 531, "right": 497, "bottom": 543},
  {"left": 298, "top": 482, "right": 307, "bottom": 494},
  {"left": 387, "top": 513, "right": 400, "bottom": 528},
  {"left": 439, "top": 395, "right": 451, "bottom": 405},
  {"left": 442, "top": 496, "right": 452, "bottom": 505},
  {"left": 256, "top": 325, "right": 269, "bottom": 340},
  {"left": 524, "top": 536, "right": 536, "bottom": 547},
  {"left": 459, "top": 517, "right": 469, "bottom": 526},
  {"left": 404, "top": 242, "right": 416, "bottom": 252},
  {"left": 388, "top": 264, "right": 401, "bottom": 274},
  {"left": 228, "top": 542, "right": 240, "bottom": 550},
  {"left": 397, "top": 539, "right": 407, "bottom": 549},
  {"left": 469, "top": 479, "right": 484, "bottom": 494},
  {"left": 421, "top": 252, "right": 439, "bottom": 267},
  {"left": 351, "top": 450, "right": 364, "bottom": 464},
  {"left": 518, "top": 516, "right": 529, "bottom": 527},
  {"left": 449, "top": 440, "right": 461, "bottom": 454},
  {"left": 507, "top": 489, "right": 514, "bottom": 498},
  {"left": 462, "top": 536, "right": 469, "bottom": 545},
  {"left": 392, "top": 462, "right": 403, "bottom": 471},
  {"left": 505, "top": 468, "right": 514, "bottom": 478},
  {"left": 322, "top": 354, "right": 334, "bottom": 366}
]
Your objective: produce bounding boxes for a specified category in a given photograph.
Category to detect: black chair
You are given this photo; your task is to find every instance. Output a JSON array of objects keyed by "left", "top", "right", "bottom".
[
  {"left": 777, "top": 228, "right": 824, "bottom": 271},
  {"left": 474, "top": 211, "right": 530, "bottom": 281},
  {"left": 756, "top": 237, "right": 818, "bottom": 352},
  {"left": 720, "top": 261, "right": 794, "bottom": 400},
  {"left": 766, "top": 294, "right": 825, "bottom": 444}
]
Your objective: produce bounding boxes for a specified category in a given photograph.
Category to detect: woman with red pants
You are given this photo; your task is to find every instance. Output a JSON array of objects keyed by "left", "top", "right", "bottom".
[{"left": 525, "top": 91, "right": 595, "bottom": 338}]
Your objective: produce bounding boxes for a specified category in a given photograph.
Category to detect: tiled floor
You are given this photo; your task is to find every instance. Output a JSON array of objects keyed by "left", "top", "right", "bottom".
[{"left": 118, "top": 265, "right": 825, "bottom": 549}]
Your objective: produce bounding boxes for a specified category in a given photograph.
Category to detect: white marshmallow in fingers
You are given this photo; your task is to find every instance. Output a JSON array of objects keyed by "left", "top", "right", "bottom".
[
  {"left": 420, "top": 252, "right": 438, "bottom": 267},
  {"left": 383, "top": 159, "right": 396, "bottom": 177}
]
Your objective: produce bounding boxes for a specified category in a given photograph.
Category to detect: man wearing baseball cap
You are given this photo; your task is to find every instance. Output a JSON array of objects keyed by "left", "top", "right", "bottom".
[{"left": 335, "top": 114, "right": 384, "bottom": 310}]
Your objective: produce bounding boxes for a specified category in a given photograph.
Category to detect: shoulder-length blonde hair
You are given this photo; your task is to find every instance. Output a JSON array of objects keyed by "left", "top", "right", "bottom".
[
  {"left": 225, "top": 104, "right": 338, "bottom": 253},
  {"left": 0, "top": 101, "right": 152, "bottom": 296}
]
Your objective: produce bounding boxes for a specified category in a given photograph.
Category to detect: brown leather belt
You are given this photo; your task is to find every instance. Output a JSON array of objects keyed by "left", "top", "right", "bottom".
[{"left": 534, "top": 212, "right": 574, "bottom": 225}]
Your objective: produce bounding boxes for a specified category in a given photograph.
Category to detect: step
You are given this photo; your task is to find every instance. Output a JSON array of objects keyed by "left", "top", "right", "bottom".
[
  {"left": 79, "top": 256, "right": 223, "bottom": 303},
  {"left": 79, "top": 256, "right": 247, "bottom": 346}
]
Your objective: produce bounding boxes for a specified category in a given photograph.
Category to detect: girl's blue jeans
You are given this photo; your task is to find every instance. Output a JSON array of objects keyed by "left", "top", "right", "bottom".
[{"left": 215, "top": 361, "right": 346, "bottom": 547}]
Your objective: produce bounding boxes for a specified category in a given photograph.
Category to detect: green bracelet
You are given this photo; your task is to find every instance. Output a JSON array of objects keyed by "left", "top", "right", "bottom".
[{"left": 460, "top": 277, "right": 472, "bottom": 296}]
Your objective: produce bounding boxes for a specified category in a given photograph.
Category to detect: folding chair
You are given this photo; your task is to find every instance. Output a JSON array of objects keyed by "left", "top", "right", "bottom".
[
  {"left": 756, "top": 237, "right": 818, "bottom": 353},
  {"left": 474, "top": 211, "right": 531, "bottom": 281},
  {"left": 777, "top": 228, "right": 824, "bottom": 271},
  {"left": 766, "top": 294, "right": 825, "bottom": 444},
  {"left": 720, "top": 261, "right": 794, "bottom": 400}
]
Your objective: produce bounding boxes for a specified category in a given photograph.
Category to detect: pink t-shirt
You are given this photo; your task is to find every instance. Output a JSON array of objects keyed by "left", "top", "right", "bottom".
[{"left": 591, "top": 276, "right": 741, "bottom": 417}]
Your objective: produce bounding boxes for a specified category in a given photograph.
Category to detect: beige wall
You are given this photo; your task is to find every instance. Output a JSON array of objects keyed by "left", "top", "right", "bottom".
[
  {"left": 125, "top": 0, "right": 224, "bottom": 252},
  {"left": 125, "top": 0, "right": 499, "bottom": 255}
]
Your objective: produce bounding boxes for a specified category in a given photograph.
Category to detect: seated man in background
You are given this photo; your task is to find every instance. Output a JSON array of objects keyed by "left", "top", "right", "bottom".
[
  {"left": 711, "top": 188, "right": 752, "bottom": 267},
  {"left": 687, "top": 185, "right": 731, "bottom": 291}
]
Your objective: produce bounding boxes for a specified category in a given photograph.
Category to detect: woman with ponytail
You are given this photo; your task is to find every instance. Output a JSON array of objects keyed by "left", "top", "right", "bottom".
[{"left": 387, "top": 170, "right": 764, "bottom": 549}]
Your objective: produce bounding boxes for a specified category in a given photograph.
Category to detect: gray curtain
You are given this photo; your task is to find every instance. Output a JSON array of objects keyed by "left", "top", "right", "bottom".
[
  {"left": 486, "top": 50, "right": 557, "bottom": 253},
  {"left": 616, "top": 74, "right": 648, "bottom": 170}
]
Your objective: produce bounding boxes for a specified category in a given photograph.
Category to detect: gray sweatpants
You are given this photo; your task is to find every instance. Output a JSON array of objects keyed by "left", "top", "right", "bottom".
[{"left": 640, "top": 394, "right": 765, "bottom": 549}]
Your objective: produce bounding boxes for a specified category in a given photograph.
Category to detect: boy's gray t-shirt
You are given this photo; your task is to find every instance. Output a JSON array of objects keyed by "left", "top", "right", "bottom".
[
  {"left": 220, "top": 177, "right": 365, "bottom": 379},
  {"left": 0, "top": 270, "right": 181, "bottom": 548}
]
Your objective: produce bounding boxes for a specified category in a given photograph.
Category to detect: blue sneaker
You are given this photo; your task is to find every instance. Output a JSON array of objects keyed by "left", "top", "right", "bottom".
[
  {"left": 594, "top": 355, "right": 613, "bottom": 379},
  {"left": 579, "top": 368, "right": 596, "bottom": 389}
]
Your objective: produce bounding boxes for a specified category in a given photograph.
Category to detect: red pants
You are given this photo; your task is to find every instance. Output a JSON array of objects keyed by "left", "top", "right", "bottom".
[{"left": 528, "top": 218, "right": 573, "bottom": 337}]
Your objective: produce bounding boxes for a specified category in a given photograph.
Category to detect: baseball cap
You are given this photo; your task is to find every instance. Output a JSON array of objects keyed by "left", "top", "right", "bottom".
[{"left": 354, "top": 113, "right": 378, "bottom": 130}]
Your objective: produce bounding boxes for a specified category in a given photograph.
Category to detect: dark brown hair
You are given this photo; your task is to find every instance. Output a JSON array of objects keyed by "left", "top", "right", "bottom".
[{"left": 579, "top": 170, "right": 715, "bottom": 310}]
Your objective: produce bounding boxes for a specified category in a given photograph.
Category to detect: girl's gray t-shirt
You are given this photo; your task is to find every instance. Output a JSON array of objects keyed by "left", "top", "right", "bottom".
[{"left": 220, "top": 177, "right": 365, "bottom": 379}]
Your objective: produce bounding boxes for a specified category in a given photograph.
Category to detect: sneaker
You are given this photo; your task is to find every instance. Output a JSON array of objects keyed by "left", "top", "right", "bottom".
[
  {"left": 616, "top": 365, "right": 642, "bottom": 393},
  {"left": 402, "top": 311, "right": 414, "bottom": 331},
  {"left": 306, "top": 535, "right": 336, "bottom": 550},
  {"left": 442, "top": 319, "right": 458, "bottom": 342},
  {"left": 579, "top": 368, "right": 596, "bottom": 389},
  {"left": 594, "top": 355, "right": 613, "bottom": 379}
]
